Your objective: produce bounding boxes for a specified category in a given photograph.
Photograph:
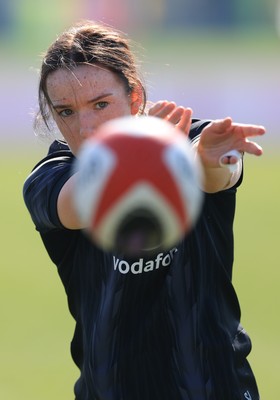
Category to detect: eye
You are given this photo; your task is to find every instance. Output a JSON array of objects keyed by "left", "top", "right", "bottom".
[
  {"left": 58, "top": 109, "right": 73, "bottom": 117},
  {"left": 95, "top": 101, "right": 109, "bottom": 110}
]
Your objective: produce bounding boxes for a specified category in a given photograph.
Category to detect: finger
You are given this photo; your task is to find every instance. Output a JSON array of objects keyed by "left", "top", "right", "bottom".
[
  {"left": 232, "top": 123, "right": 266, "bottom": 139},
  {"left": 241, "top": 140, "right": 263, "bottom": 156},
  {"left": 205, "top": 117, "right": 233, "bottom": 134},
  {"left": 148, "top": 101, "right": 176, "bottom": 118},
  {"left": 156, "top": 102, "right": 177, "bottom": 119},
  {"left": 163, "top": 106, "right": 192, "bottom": 125},
  {"left": 167, "top": 106, "right": 185, "bottom": 125},
  {"left": 176, "top": 108, "right": 193, "bottom": 134},
  {"left": 148, "top": 101, "right": 166, "bottom": 115}
]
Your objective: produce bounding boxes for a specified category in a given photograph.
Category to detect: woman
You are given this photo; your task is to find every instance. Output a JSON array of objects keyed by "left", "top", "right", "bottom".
[{"left": 23, "top": 20, "right": 265, "bottom": 399}]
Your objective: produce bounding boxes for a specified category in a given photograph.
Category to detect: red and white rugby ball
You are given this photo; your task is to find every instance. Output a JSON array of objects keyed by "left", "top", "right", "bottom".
[{"left": 73, "top": 116, "right": 204, "bottom": 255}]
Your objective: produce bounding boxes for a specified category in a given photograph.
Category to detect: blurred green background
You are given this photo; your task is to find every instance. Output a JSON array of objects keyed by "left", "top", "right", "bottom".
[{"left": 1, "top": 0, "right": 279, "bottom": 398}]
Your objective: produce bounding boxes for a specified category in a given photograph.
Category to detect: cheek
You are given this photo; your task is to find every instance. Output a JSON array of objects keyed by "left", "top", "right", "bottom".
[
  {"left": 53, "top": 117, "right": 81, "bottom": 148},
  {"left": 56, "top": 120, "right": 69, "bottom": 137},
  {"left": 60, "top": 126, "right": 79, "bottom": 146},
  {"left": 62, "top": 132, "right": 83, "bottom": 155},
  {"left": 53, "top": 114, "right": 76, "bottom": 137}
]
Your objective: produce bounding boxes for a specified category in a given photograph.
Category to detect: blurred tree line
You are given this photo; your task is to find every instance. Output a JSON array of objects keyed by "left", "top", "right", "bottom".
[
  {"left": 163, "top": 0, "right": 276, "bottom": 29},
  {"left": 0, "top": 0, "right": 278, "bottom": 40},
  {"left": 0, "top": 0, "right": 15, "bottom": 36}
]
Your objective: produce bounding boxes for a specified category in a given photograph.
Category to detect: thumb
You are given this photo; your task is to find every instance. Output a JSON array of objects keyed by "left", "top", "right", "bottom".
[{"left": 208, "top": 117, "right": 232, "bottom": 133}]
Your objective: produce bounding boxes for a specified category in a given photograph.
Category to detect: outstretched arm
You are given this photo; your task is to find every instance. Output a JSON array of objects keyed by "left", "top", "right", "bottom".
[{"left": 149, "top": 101, "right": 265, "bottom": 193}]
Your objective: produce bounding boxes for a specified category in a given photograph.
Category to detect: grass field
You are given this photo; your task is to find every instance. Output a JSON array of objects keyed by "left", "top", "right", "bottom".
[
  {"left": 0, "top": 148, "right": 77, "bottom": 399},
  {"left": 0, "top": 146, "right": 279, "bottom": 399},
  {"left": 233, "top": 149, "right": 280, "bottom": 398}
]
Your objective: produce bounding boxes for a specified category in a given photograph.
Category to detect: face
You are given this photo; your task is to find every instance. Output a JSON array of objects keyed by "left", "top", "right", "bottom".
[{"left": 46, "top": 64, "right": 140, "bottom": 154}]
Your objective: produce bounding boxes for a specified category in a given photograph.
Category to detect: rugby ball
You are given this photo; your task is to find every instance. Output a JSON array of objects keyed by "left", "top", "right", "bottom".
[{"left": 73, "top": 116, "right": 204, "bottom": 256}]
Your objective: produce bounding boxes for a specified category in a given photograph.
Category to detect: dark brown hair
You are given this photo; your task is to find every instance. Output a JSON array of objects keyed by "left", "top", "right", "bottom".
[{"left": 35, "top": 20, "right": 147, "bottom": 134}]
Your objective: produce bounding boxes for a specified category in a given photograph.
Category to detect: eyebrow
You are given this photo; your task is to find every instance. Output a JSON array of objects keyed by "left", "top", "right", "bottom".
[{"left": 52, "top": 93, "right": 114, "bottom": 110}]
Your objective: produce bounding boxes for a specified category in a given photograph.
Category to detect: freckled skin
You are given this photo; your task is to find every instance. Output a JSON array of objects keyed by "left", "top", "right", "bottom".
[{"left": 47, "top": 65, "right": 138, "bottom": 155}]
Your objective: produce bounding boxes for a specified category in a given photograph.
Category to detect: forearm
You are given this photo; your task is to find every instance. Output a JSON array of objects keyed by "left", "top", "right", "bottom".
[
  {"left": 192, "top": 139, "right": 242, "bottom": 193},
  {"left": 198, "top": 162, "right": 242, "bottom": 193},
  {"left": 57, "top": 174, "right": 84, "bottom": 229}
]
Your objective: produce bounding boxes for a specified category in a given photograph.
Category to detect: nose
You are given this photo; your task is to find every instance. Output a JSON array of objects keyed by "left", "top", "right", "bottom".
[
  {"left": 79, "top": 112, "right": 96, "bottom": 139},
  {"left": 80, "top": 126, "right": 96, "bottom": 139}
]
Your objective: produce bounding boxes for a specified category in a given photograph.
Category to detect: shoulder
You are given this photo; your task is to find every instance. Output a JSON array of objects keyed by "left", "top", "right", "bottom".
[
  {"left": 26, "top": 141, "right": 74, "bottom": 179},
  {"left": 47, "top": 140, "right": 71, "bottom": 154},
  {"left": 23, "top": 141, "right": 75, "bottom": 231},
  {"left": 31, "top": 140, "right": 74, "bottom": 170},
  {"left": 23, "top": 141, "right": 74, "bottom": 201}
]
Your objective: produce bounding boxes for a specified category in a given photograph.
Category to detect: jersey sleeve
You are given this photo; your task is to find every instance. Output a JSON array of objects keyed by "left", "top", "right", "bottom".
[
  {"left": 189, "top": 118, "right": 211, "bottom": 142},
  {"left": 23, "top": 144, "right": 75, "bottom": 232}
]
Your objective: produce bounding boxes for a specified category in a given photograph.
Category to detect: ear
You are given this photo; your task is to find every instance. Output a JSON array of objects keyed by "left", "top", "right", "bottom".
[{"left": 130, "top": 83, "right": 144, "bottom": 115}]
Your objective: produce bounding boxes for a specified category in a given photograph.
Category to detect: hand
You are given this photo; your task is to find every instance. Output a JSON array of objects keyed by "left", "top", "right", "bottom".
[
  {"left": 148, "top": 100, "right": 193, "bottom": 135},
  {"left": 198, "top": 117, "right": 265, "bottom": 169}
]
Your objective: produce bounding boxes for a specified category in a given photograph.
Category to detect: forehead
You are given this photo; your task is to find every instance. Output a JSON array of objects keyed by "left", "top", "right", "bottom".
[{"left": 46, "top": 64, "right": 123, "bottom": 95}]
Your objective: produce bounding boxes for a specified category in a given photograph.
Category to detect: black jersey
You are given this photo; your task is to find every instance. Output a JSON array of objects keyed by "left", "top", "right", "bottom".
[{"left": 23, "top": 120, "right": 259, "bottom": 400}]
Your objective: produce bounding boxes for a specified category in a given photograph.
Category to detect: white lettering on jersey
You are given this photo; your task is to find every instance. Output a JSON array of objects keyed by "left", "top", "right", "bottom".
[
  {"left": 244, "top": 390, "right": 252, "bottom": 400},
  {"left": 113, "top": 247, "right": 178, "bottom": 275}
]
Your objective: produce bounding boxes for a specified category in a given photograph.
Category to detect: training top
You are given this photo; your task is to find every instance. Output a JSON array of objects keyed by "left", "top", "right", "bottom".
[{"left": 23, "top": 119, "right": 259, "bottom": 400}]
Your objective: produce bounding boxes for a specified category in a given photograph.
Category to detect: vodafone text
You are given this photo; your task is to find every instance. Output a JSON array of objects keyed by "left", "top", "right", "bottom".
[{"left": 113, "top": 248, "right": 178, "bottom": 274}]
